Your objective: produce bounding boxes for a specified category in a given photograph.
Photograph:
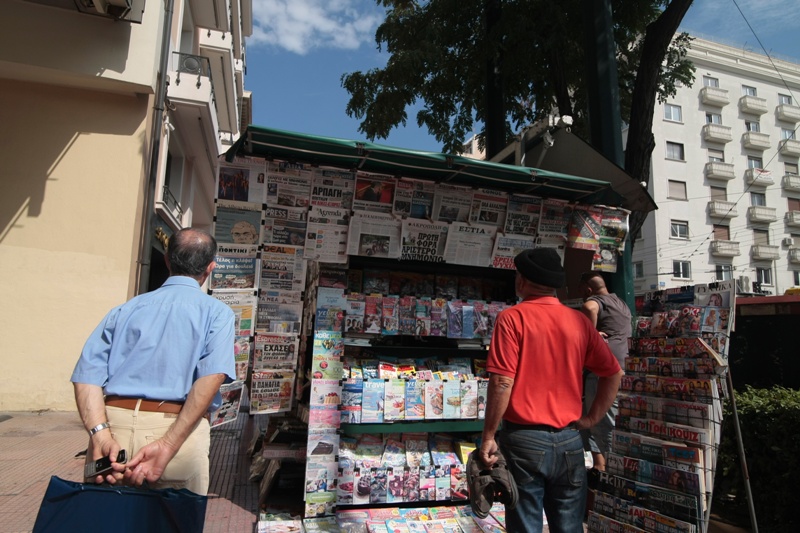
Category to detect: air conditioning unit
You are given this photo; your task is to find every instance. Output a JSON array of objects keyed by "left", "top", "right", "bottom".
[
  {"left": 782, "top": 237, "right": 795, "bottom": 247},
  {"left": 736, "top": 275, "right": 751, "bottom": 294}
]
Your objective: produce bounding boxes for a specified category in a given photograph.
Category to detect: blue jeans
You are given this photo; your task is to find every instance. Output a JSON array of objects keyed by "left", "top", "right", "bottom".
[{"left": 500, "top": 424, "right": 587, "bottom": 533}]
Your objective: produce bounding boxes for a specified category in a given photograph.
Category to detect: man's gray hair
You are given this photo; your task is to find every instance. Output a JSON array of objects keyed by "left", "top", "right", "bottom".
[{"left": 167, "top": 229, "right": 216, "bottom": 277}]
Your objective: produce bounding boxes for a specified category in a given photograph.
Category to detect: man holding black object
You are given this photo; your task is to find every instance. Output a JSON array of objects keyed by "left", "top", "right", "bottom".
[
  {"left": 478, "top": 248, "right": 622, "bottom": 533},
  {"left": 71, "top": 228, "right": 235, "bottom": 495}
]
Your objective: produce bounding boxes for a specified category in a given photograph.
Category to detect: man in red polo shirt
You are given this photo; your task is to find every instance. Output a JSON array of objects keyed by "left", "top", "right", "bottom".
[{"left": 478, "top": 248, "right": 623, "bottom": 533}]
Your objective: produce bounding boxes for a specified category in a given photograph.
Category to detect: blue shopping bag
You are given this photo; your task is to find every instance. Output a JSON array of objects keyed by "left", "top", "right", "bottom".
[{"left": 33, "top": 476, "right": 207, "bottom": 533}]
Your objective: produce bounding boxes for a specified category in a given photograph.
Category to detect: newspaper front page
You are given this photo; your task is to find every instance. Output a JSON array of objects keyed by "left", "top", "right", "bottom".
[
  {"left": 505, "top": 193, "right": 542, "bottom": 236},
  {"left": 392, "top": 177, "right": 436, "bottom": 219},
  {"left": 311, "top": 167, "right": 356, "bottom": 209},
  {"left": 211, "top": 291, "right": 258, "bottom": 336},
  {"left": 210, "top": 381, "right": 244, "bottom": 428},
  {"left": 352, "top": 173, "right": 396, "bottom": 214},
  {"left": 213, "top": 199, "right": 264, "bottom": 246},
  {"left": 538, "top": 198, "right": 573, "bottom": 238},
  {"left": 266, "top": 161, "right": 313, "bottom": 208},
  {"left": 263, "top": 205, "right": 308, "bottom": 247},
  {"left": 217, "top": 158, "right": 267, "bottom": 204},
  {"left": 400, "top": 220, "right": 449, "bottom": 262},
  {"left": 304, "top": 206, "right": 350, "bottom": 263},
  {"left": 253, "top": 331, "right": 300, "bottom": 371},
  {"left": 260, "top": 244, "right": 307, "bottom": 292},
  {"left": 431, "top": 183, "right": 473, "bottom": 223},
  {"left": 443, "top": 222, "right": 497, "bottom": 267},
  {"left": 210, "top": 244, "right": 259, "bottom": 291},
  {"left": 469, "top": 188, "right": 509, "bottom": 228},
  {"left": 250, "top": 370, "right": 295, "bottom": 414},
  {"left": 490, "top": 234, "right": 538, "bottom": 270},
  {"left": 346, "top": 212, "right": 402, "bottom": 259}
]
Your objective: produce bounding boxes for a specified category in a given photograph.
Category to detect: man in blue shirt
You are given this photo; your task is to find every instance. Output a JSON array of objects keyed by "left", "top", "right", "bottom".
[{"left": 71, "top": 228, "right": 235, "bottom": 495}]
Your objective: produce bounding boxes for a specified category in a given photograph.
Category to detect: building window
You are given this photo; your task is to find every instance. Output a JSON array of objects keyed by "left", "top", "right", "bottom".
[
  {"left": 753, "top": 229, "right": 770, "bottom": 246},
  {"left": 673, "top": 261, "right": 692, "bottom": 279},
  {"left": 756, "top": 267, "right": 773, "bottom": 285},
  {"left": 782, "top": 129, "right": 796, "bottom": 140},
  {"left": 745, "top": 120, "right": 760, "bottom": 133},
  {"left": 742, "top": 85, "right": 757, "bottom": 96},
  {"left": 664, "top": 104, "right": 682, "bottom": 122},
  {"left": 780, "top": 94, "right": 793, "bottom": 105},
  {"left": 705, "top": 112, "right": 722, "bottom": 125},
  {"left": 788, "top": 198, "right": 800, "bottom": 212},
  {"left": 708, "top": 149, "right": 725, "bottom": 163},
  {"left": 703, "top": 76, "right": 719, "bottom": 88},
  {"left": 710, "top": 186, "right": 727, "bottom": 201},
  {"left": 794, "top": 270, "right": 800, "bottom": 286},
  {"left": 666, "top": 142, "right": 685, "bottom": 161},
  {"left": 668, "top": 180, "right": 687, "bottom": 200},
  {"left": 713, "top": 225, "right": 730, "bottom": 241},
  {"left": 715, "top": 264, "right": 733, "bottom": 281},
  {"left": 787, "top": 163, "right": 799, "bottom": 175},
  {"left": 671, "top": 220, "right": 689, "bottom": 239},
  {"left": 634, "top": 261, "right": 645, "bottom": 279},
  {"left": 747, "top": 156, "right": 763, "bottom": 169},
  {"left": 751, "top": 192, "right": 766, "bottom": 206},
  {"left": 790, "top": 234, "right": 800, "bottom": 247}
]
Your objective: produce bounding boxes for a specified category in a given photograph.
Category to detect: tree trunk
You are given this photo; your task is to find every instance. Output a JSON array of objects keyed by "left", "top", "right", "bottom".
[{"left": 485, "top": 0, "right": 505, "bottom": 158}]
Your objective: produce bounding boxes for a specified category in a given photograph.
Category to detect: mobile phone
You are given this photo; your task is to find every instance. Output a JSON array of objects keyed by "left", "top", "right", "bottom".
[{"left": 84, "top": 450, "right": 127, "bottom": 478}]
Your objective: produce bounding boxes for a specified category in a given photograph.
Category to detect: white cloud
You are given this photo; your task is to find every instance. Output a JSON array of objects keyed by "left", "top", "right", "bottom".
[{"left": 250, "top": 0, "right": 384, "bottom": 55}]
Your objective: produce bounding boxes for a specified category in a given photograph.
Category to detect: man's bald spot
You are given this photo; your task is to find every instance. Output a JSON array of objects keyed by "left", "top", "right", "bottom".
[{"left": 582, "top": 273, "right": 606, "bottom": 291}]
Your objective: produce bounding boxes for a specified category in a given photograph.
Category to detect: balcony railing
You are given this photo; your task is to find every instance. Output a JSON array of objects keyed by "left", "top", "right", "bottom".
[
  {"left": 742, "top": 131, "right": 770, "bottom": 150},
  {"left": 786, "top": 211, "right": 800, "bottom": 227},
  {"left": 747, "top": 206, "right": 777, "bottom": 223},
  {"left": 160, "top": 185, "right": 184, "bottom": 221},
  {"left": 751, "top": 244, "right": 780, "bottom": 260},
  {"left": 744, "top": 168, "right": 774, "bottom": 187},
  {"left": 708, "top": 200, "right": 738, "bottom": 218},
  {"left": 705, "top": 161, "right": 735, "bottom": 180},
  {"left": 702, "top": 124, "right": 732, "bottom": 144},
  {"left": 777, "top": 104, "right": 800, "bottom": 123},
  {"left": 700, "top": 86, "right": 729, "bottom": 107},
  {"left": 739, "top": 95, "right": 768, "bottom": 115},
  {"left": 783, "top": 174, "right": 800, "bottom": 192},
  {"left": 789, "top": 248, "right": 800, "bottom": 264},
  {"left": 710, "top": 240, "right": 740, "bottom": 257},
  {"left": 779, "top": 138, "right": 800, "bottom": 157}
]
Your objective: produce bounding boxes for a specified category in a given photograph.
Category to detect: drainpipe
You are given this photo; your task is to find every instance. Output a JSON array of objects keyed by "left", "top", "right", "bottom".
[{"left": 135, "top": 0, "right": 175, "bottom": 294}]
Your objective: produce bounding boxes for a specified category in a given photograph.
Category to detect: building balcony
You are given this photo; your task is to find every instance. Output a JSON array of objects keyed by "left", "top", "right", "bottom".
[
  {"left": 739, "top": 95, "right": 768, "bottom": 115},
  {"left": 700, "top": 86, "right": 730, "bottom": 107},
  {"left": 786, "top": 211, "right": 800, "bottom": 227},
  {"left": 702, "top": 124, "right": 733, "bottom": 144},
  {"left": 705, "top": 161, "right": 735, "bottom": 180},
  {"left": 777, "top": 104, "right": 800, "bottom": 123},
  {"left": 189, "top": 0, "right": 230, "bottom": 32},
  {"left": 199, "top": 30, "right": 239, "bottom": 138},
  {"left": 783, "top": 174, "right": 800, "bottom": 192},
  {"left": 751, "top": 244, "right": 780, "bottom": 261},
  {"left": 708, "top": 200, "right": 738, "bottom": 218},
  {"left": 789, "top": 248, "right": 800, "bottom": 265},
  {"left": 742, "top": 131, "right": 770, "bottom": 151},
  {"left": 710, "top": 240, "right": 740, "bottom": 257},
  {"left": 747, "top": 206, "right": 778, "bottom": 223},
  {"left": 744, "top": 168, "right": 774, "bottom": 186},
  {"left": 779, "top": 138, "right": 800, "bottom": 157}
]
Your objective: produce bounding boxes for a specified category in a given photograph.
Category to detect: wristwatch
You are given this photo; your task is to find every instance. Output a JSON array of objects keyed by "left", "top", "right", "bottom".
[{"left": 88, "top": 422, "right": 110, "bottom": 436}]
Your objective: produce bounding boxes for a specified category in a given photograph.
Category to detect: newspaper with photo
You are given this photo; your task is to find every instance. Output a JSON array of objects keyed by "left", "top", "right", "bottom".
[
  {"left": 266, "top": 161, "right": 313, "bottom": 208},
  {"left": 213, "top": 199, "right": 263, "bottom": 246},
  {"left": 211, "top": 291, "right": 257, "bottom": 336},
  {"left": 260, "top": 244, "right": 307, "bottom": 291},
  {"left": 217, "top": 160, "right": 267, "bottom": 204},
  {"left": 210, "top": 244, "right": 259, "bottom": 291},
  {"left": 347, "top": 212, "right": 402, "bottom": 259},
  {"left": 210, "top": 380, "right": 244, "bottom": 428},
  {"left": 567, "top": 205, "right": 603, "bottom": 250},
  {"left": 250, "top": 370, "right": 295, "bottom": 414},
  {"left": 504, "top": 193, "right": 542, "bottom": 236},
  {"left": 468, "top": 188, "right": 508, "bottom": 228},
  {"left": 253, "top": 331, "right": 300, "bottom": 371},
  {"left": 431, "top": 183, "right": 473, "bottom": 223},
  {"left": 489, "top": 234, "right": 538, "bottom": 269},
  {"left": 538, "top": 198, "right": 573, "bottom": 237},
  {"left": 311, "top": 167, "right": 355, "bottom": 209},
  {"left": 262, "top": 205, "right": 308, "bottom": 247},
  {"left": 443, "top": 222, "right": 497, "bottom": 267},
  {"left": 256, "top": 298, "right": 303, "bottom": 333},
  {"left": 353, "top": 172, "right": 397, "bottom": 214},
  {"left": 392, "top": 177, "right": 436, "bottom": 219},
  {"left": 400, "top": 219, "right": 449, "bottom": 262},
  {"left": 304, "top": 206, "right": 350, "bottom": 263}
]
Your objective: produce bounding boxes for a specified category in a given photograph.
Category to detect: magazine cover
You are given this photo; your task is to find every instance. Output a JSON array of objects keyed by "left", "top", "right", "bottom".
[
  {"left": 210, "top": 380, "right": 244, "bottom": 428},
  {"left": 567, "top": 205, "right": 603, "bottom": 251},
  {"left": 309, "top": 379, "right": 342, "bottom": 408},
  {"left": 345, "top": 293, "right": 367, "bottom": 334},
  {"left": 217, "top": 160, "right": 267, "bottom": 204},
  {"left": 213, "top": 199, "right": 264, "bottom": 246},
  {"left": 425, "top": 381, "right": 445, "bottom": 419},
  {"left": 400, "top": 219, "right": 449, "bottom": 262},
  {"left": 311, "top": 167, "right": 355, "bottom": 209},
  {"left": 362, "top": 379, "right": 386, "bottom": 423},
  {"left": 210, "top": 244, "right": 259, "bottom": 291},
  {"left": 382, "top": 295, "right": 400, "bottom": 335},
  {"left": 415, "top": 297, "right": 432, "bottom": 337},
  {"left": 266, "top": 161, "right": 313, "bottom": 208},
  {"left": 341, "top": 378, "right": 364, "bottom": 424},
  {"left": 233, "top": 335, "right": 251, "bottom": 381},
  {"left": 212, "top": 291, "right": 258, "bottom": 336}
]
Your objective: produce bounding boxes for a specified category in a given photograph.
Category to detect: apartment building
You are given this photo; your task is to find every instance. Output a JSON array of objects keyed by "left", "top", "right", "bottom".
[
  {"left": 633, "top": 37, "right": 800, "bottom": 297},
  {"left": 0, "top": 0, "right": 252, "bottom": 410}
]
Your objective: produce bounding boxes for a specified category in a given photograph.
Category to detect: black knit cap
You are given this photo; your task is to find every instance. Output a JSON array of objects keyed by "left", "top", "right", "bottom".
[{"left": 513, "top": 248, "right": 565, "bottom": 288}]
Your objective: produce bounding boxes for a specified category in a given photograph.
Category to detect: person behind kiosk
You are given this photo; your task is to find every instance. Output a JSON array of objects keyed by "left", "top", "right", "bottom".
[
  {"left": 578, "top": 271, "right": 632, "bottom": 472},
  {"left": 70, "top": 228, "right": 235, "bottom": 495},
  {"left": 478, "top": 248, "right": 623, "bottom": 533}
]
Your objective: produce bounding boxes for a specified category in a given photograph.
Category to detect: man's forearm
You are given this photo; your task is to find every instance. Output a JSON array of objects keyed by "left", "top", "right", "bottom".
[
  {"left": 160, "top": 373, "right": 226, "bottom": 451},
  {"left": 585, "top": 370, "right": 624, "bottom": 426},
  {"left": 74, "top": 382, "right": 108, "bottom": 433},
  {"left": 482, "top": 373, "right": 514, "bottom": 441}
]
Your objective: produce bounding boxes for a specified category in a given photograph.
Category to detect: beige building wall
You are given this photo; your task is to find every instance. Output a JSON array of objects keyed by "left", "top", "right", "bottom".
[{"left": 0, "top": 79, "right": 149, "bottom": 410}]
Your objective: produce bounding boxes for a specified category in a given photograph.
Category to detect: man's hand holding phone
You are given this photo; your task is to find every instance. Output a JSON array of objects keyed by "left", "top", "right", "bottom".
[{"left": 84, "top": 449, "right": 128, "bottom": 484}]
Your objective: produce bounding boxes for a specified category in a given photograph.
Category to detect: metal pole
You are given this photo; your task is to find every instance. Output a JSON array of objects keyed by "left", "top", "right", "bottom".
[{"left": 724, "top": 368, "right": 759, "bottom": 533}]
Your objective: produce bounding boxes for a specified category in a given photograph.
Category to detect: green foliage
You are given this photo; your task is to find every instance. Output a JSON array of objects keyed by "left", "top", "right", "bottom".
[
  {"left": 342, "top": 0, "right": 695, "bottom": 155},
  {"left": 714, "top": 385, "right": 800, "bottom": 530}
]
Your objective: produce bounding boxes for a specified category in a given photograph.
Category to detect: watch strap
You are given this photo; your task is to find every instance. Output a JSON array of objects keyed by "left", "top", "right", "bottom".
[{"left": 88, "top": 422, "right": 110, "bottom": 436}]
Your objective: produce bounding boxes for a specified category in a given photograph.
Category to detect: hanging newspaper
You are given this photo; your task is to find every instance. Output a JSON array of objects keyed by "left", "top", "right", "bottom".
[
  {"left": 210, "top": 244, "right": 259, "bottom": 291},
  {"left": 310, "top": 167, "right": 355, "bottom": 209},
  {"left": 262, "top": 205, "right": 308, "bottom": 247},
  {"left": 304, "top": 206, "right": 350, "bottom": 264},
  {"left": 253, "top": 331, "right": 300, "bottom": 371},
  {"left": 213, "top": 199, "right": 263, "bottom": 246},
  {"left": 536, "top": 235, "right": 567, "bottom": 262},
  {"left": 538, "top": 198, "right": 574, "bottom": 238},
  {"left": 469, "top": 188, "right": 509, "bottom": 228},
  {"left": 250, "top": 370, "right": 295, "bottom": 414},
  {"left": 266, "top": 161, "right": 313, "bottom": 208},
  {"left": 567, "top": 205, "right": 603, "bottom": 251},
  {"left": 260, "top": 244, "right": 307, "bottom": 291},
  {"left": 490, "top": 234, "right": 538, "bottom": 270},
  {"left": 210, "top": 381, "right": 244, "bottom": 428},
  {"left": 211, "top": 291, "right": 258, "bottom": 336},
  {"left": 233, "top": 336, "right": 250, "bottom": 381},
  {"left": 352, "top": 172, "right": 396, "bottom": 214},
  {"left": 505, "top": 193, "right": 542, "bottom": 236},
  {"left": 599, "top": 206, "right": 630, "bottom": 251},
  {"left": 400, "top": 219, "right": 449, "bottom": 262},
  {"left": 216, "top": 159, "right": 267, "bottom": 204},
  {"left": 346, "top": 212, "right": 402, "bottom": 259},
  {"left": 257, "top": 295, "right": 304, "bottom": 333},
  {"left": 431, "top": 183, "right": 473, "bottom": 223},
  {"left": 443, "top": 222, "right": 498, "bottom": 267},
  {"left": 392, "top": 177, "right": 436, "bottom": 219}
]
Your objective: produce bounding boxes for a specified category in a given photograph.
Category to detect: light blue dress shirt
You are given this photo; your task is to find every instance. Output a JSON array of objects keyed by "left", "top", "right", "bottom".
[{"left": 71, "top": 276, "right": 236, "bottom": 412}]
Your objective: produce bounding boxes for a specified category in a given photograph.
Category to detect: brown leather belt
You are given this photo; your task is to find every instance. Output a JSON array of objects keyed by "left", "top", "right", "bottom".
[{"left": 105, "top": 395, "right": 184, "bottom": 414}]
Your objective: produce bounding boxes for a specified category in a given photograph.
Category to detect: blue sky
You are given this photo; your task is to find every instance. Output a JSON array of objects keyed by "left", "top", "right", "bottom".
[{"left": 245, "top": 0, "right": 799, "bottom": 153}]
